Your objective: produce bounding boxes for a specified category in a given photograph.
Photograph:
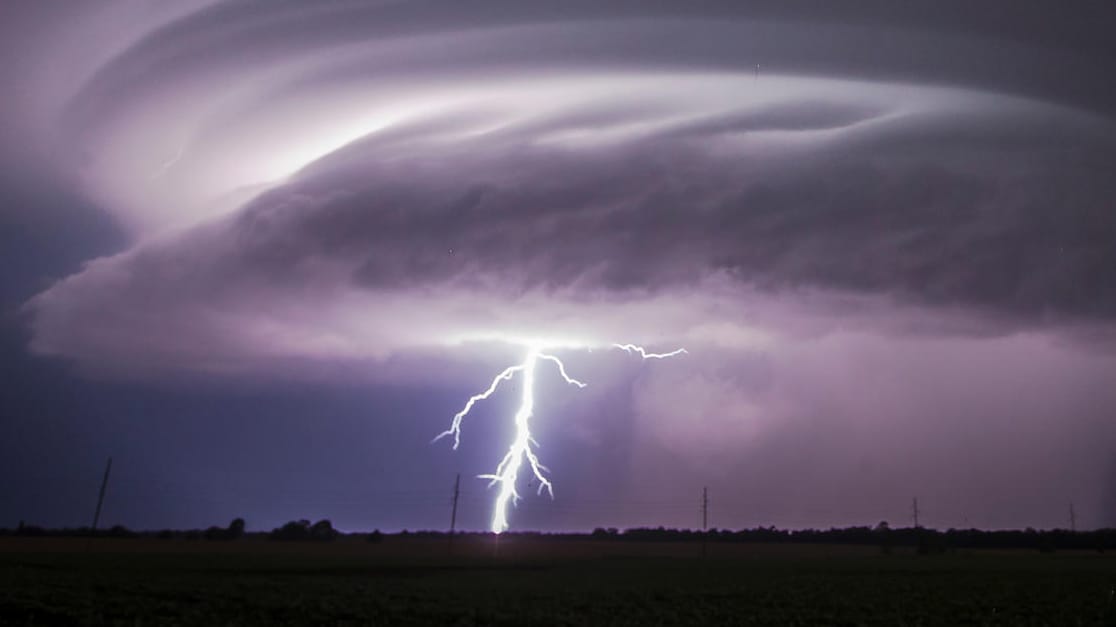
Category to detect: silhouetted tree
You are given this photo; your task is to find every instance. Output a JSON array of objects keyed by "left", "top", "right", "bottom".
[
  {"left": 310, "top": 519, "right": 337, "bottom": 541},
  {"left": 106, "top": 525, "right": 136, "bottom": 538},
  {"left": 271, "top": 519, "right": 336, "bottom": 541},
  {"left": 227, "top": 518, "right": 246, "bottom": 539},
  {"left": 270, "top": 520, "right": 311, "bottom": 541}
]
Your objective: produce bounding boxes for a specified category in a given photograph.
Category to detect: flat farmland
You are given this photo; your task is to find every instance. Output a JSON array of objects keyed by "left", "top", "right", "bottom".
[{"left": 2, "top": 536, "right": 1114, "bottom": 625}]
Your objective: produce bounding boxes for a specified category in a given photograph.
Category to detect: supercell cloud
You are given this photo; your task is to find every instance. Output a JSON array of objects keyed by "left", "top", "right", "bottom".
[{"left": 5, "top": 1, "right": 1116, "bottom": 529}]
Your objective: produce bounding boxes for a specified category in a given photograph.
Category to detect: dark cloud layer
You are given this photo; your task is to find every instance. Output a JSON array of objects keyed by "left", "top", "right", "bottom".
[
  {"left": 28, "top": 85, "right": 1116, "bottom": 372},
  {"left": 237, "top": 124, "right": 1114, "bottom": 318}
]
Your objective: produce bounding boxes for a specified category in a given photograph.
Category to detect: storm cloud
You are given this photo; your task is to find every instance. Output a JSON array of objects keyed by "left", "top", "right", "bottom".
[
  {"left": 5, "top": 1, "right": 1116, "bottom": 530},
  {"left": 27, "top": 68, "right": 1116, "bottom": 373}
]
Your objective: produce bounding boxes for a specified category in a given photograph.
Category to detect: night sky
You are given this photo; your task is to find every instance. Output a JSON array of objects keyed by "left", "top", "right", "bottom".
[{"left": 2, "top": 1, "right": 1116, "bottom": 534}]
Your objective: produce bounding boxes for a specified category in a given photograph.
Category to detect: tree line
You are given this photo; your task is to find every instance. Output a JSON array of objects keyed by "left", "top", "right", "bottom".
[{"left": 5, "top": 519, "right": 1115, "bottom": 552}]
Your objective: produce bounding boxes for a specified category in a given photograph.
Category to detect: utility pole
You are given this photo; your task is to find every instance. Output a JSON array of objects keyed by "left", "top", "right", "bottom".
[
  {"left": 911, "top": 497, "right": 920, "bottom": 529},
  {"left": 1069, "top": 502, "right": 1076, "bottom": 532},
  {"left": 91, "top": 457, "right": 113, "bottom": 534},
  {"left": 448, "top": 473, "right": 460, "bottom": 552},
  {"left": 450, "top": 473, "right": 461, "bottom": 534},
  {"left": 702, "top": 486, "right": 709, "bottom": 531},
  {"left": 701, "top": 486, "right": 709, "bottom": 558}
]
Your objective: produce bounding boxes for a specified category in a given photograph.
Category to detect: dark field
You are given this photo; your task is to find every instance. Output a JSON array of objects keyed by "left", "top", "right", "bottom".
[{"left": 2, "top": 536, "right": 1115, "bottom": 626}]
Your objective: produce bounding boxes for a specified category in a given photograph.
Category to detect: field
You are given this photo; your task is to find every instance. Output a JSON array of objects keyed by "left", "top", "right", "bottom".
[{"left": 2, "top": 536, "right": 1114, "bottom": 626}]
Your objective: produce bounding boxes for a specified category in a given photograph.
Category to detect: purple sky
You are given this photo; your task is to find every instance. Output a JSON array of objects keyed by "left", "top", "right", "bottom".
[{"left": 2, "top": 1, "right": 1116, "bottom": 533}]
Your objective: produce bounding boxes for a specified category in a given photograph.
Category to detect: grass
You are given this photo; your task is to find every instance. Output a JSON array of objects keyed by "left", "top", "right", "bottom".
[{"left": 2, "top": 536, "right": 1114, "bottom": 626}]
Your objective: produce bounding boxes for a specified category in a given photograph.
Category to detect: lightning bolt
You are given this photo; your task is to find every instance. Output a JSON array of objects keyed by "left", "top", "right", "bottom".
[
  {"left": 612, "top": 344, "right": 688, "bottom": 359},
  {"left": 435, "top": 343, "right": 684, "bottom": 533},
  {"left": 433, "top": 364, "right": 524, "bottom": 451}
]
